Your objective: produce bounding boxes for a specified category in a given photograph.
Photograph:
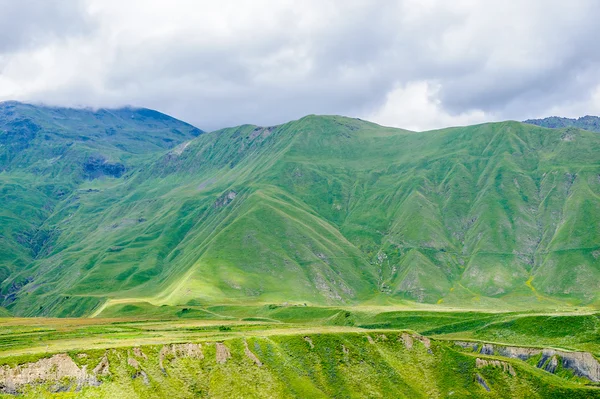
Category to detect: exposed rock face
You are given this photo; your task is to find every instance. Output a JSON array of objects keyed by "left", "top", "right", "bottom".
[
  {"left": 0, "top": 354, "right": 100, "bottom": 394},
  {"left": 83, "top": 155, "right": 126, "bottom": 179},
  {"left": 244, "top": 341, "right": 262, "bottom": 366},
  {"left": 541, "top": 349, "right": 600, "bottom": 382},
  {"left": 132, "top": 347, "right": 147, "bottom": 360},
  {"left": 476, "top": 373, "right": 490, "bottom": 392},
  {"left": 400, "top": 333, "right": 413, "bottom": 349},
  {"left": 127, "top": 355, "right": 149, "bottom": 385},
  {"left": 92, "top": 355, "right": 110, "bottom": 376},
  {"left": 215, "top": 342, "right": 231, "bottom": 364},
  {"left": 456, "top": 341, "right": 600, "bottom": 382},
  {"left": 479, "top": 344, "right": 495, "bottom": 355},
  {"left": 214, "top": 191, "right": 237, "bottom": 208},
  {"left": 476, "top": 358, "right": 516, "bottom": 376},
  {"left": 127, "top": 357, "right": 140, "bottom": 370},
  {"left": 398, "top": 333, "right": 431, "bottom": 351},
  {"left": 540, "top": 355, "right": 559, "bottom": 374},
  {"left": 159, "top": 343, "right": 204, "bottom": 372}
]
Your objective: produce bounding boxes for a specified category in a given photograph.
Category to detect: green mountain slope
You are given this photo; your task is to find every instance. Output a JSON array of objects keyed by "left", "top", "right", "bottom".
[
  {"left": 0, "top": 102, "right": 202, "bottom": 306},
  {"left": 1, "top": 106, "right": 599, "bottom": 316}
]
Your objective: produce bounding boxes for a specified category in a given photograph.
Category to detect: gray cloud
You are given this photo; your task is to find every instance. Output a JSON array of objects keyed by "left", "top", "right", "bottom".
[
  {"left": 0, "top": 0, "right": 92, "bottom": 53},
  {"left": 0, "top": 0, "right": 599, "bottom": 131}
]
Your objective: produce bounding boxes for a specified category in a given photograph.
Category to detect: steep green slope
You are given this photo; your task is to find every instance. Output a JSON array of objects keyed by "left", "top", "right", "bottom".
[
  {"left": 2, "top": 110, "right": 600, "bottom": 316},
  {"left": 0, "top": 102, "right": 202, "bottom": 307}
]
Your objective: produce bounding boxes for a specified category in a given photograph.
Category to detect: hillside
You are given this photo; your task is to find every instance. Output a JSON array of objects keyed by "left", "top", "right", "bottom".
[
  {"left": 524, "top": 115, "right": 600, "bottom": 132},
  {"left": 0, "top": 102, "right": 202, "bottom": 301},
  {"left": 1, "top": 106, "right": 599, "bottom": 316}
]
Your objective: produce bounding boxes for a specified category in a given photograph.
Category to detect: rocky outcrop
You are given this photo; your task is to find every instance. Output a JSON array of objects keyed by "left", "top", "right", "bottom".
[
  {"left": 540, "top": 349, "right": 600, "bottom": 382},
  {"left": 476, "top": 373, "right": 490, "bottom": 391},
  {"left": 455, "top": 341, "right": 600, "bottom": 382},
  {"left": 0, "top": 354, "right": 102, "bottom": 394},
  {"left": 159, "top": 343, "right": 204, "bottom": 372},
  {"left": 92, "top": 355, "right": 110, "bottom": 376},
  {"left": 244, "top": 341, "right": 262, "bottom": 366},
  {"left": 83, "top": 155, "right": 126, "bottom": 179},
  {"left": 398, "top": 333, "right": 431, "bottom": 351},
  {"left": 214, "top": 191, "right": 237, "bottom": 208},
  {"left": 497, "top": 346, "right": 540, "bottom": 360},
  {"left": 476, "top": 358, "right": 516, "bottom": 376},
  {"left": 215, "top": 342, "right": 231, "bottom": 364},
  {"left": 127, "top": 354, "right": 149, "bottom": 385},
  {"left": 132, "top": 347, "right": 147, "bottom": 360},
  {"left": 400, "top": 333, "right": 413, "bottom": 349}
]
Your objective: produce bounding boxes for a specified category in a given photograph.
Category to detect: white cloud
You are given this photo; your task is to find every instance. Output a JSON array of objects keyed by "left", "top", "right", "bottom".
[
  {"left": 0, "top": 0, "right": 599, "bottom": 130},
  {"left": 366, "top": 81, "right": 490, "bottom": 131}
]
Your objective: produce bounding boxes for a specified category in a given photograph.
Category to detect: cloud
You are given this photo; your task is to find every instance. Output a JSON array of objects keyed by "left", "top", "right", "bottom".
[
  {"left": 366, "top": 81, "right": 490, "bottom": 131},
  {"left": 0, "top": 0, "right": 92, "bottom": 53},
  {"left": 0, "top": 0, "right": 599, "bottom": 131}
]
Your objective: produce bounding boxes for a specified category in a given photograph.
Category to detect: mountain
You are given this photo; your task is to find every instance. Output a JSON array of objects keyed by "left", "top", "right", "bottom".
[
  {"left": 1, "top": 105, "right": 599, "bottom": 317},
  {"left": 524, "top": 115, "right": 600, "bottom": 132},
  {"left": 0, "top": 101, "right": 202, "bottom": 306}
]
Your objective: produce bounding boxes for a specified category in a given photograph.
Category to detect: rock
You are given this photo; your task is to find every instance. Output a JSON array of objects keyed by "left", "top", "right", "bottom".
[
  {"left": 83, "top": 155, "right": 125, "bottom": 179},
  {"left": 475, "top": 342, "right": 600, "bottom": 382},
  {"left": 215, "top": 342, "right": 231, "bottom": 364},
  {"left": 214, "top": 191, "right": 237, "bottom": 208},
  {"left": 400, "top": 333, "right": 413, "bottom": 350},
  {"left": 541, "top": 355, "right": 559, "bottom": 374},
  {"left": 0, "top": 353, "right": 98, "bottom": 394},
  {"left": 244, "top": 341, "right": 262, "bottom": 366},
  {"left": 159, "top": 343, "right": 204, "bottom": 372},
  {"left": 92, "top": 355, "right": 110, "bottom": 376},
  {"left": 476, "top": 373, "right": 490, "bottom": 392},
  {"left": 497, "top": 346, "right": 540, "bottom": 361},
  {"left": 479, "top": 344, "right": 495, "bottom": 355},
  {"left": 174, "top": 343, "right": 203, "bottom": 359},
  {"left": 304, "top": 336, "right": 315, "bottom": 349},
  {"left": 476, "top": 358, "right": 516, "bottom": 376},
  {"left": 132, "top": 347, "right": 147, "bottom": 360},
  {"left": 127, "top": 357, "right": 140, "bottom": 370},
  {"left": 542, "top": 349, "right": 600, "bottom": 382}
]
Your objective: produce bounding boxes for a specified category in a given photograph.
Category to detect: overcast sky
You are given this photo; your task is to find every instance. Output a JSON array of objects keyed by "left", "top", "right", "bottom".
[{"left": 1, "top": 0, "right": 599, "bottom": 131}]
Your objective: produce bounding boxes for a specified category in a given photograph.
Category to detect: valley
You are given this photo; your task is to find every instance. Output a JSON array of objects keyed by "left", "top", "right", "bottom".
[{"left": 0, "top": 102, "right": 599, "bottom": 397}]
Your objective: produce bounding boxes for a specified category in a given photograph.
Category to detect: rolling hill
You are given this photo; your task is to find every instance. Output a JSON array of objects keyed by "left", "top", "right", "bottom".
[{"left": 1, "top": 103, "right": 599, "bottom": 317}]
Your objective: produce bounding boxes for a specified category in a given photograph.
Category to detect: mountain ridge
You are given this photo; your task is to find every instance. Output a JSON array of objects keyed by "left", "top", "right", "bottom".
[
  {"left": 524, "top": 115, "right": 600, "bottom": 132},
  {"left": 0, "top": 104, "right": 599, "bottom": 316}
]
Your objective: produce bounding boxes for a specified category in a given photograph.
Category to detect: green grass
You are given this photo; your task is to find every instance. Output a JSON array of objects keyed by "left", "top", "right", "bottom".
[{"left": 0, "top": 309, "right": 599, "bottom": 397}]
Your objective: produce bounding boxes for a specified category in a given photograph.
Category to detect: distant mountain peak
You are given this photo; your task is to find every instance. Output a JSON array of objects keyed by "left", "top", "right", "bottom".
[{"left": 523, "top": 115, "right": 600, "bottom": 132}]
